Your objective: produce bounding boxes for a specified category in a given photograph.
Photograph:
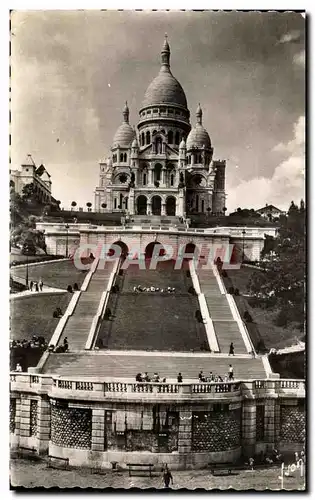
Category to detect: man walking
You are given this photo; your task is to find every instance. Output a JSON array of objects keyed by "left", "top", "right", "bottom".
[
  {"left": 162, "top": 465, "right": 173, "bottom": 489},
  {"left": 229, "top": 342, "right": 234, "bottom": 356},
  {"left": 229, "top": 364, "right": 234, "bottom": 380}
]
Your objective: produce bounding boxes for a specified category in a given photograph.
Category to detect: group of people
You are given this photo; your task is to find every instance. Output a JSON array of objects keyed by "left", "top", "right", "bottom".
[
  {"left": 133, "top": 285, "right": 176, "bottom": 293},
  {"left": 11, "top": 335, "right": 48, "bottom": 372},
  {"left": 29, "top": 280, "right": 43, "bottom": 292},
  {"left": 67, "top": 283, "right": 80, "bottom": 293},
  {"left": 135, "top": 372, "right": 167, "bottom": 383},
  {"left": 199, "top": 365, "right": 234, "bottom": 382},
  {"left": 10, "top": 335, "right": 47, "bottom": 351},
  {"left": 49, "top": 337, "right": 69, "bottom": 353},
  {"left": 53, "top": 307, "right": 63, "bottom": 318}
]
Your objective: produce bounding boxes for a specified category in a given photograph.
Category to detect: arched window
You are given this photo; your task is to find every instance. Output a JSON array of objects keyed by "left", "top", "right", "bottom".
[
  {"left": 170, "top": 174, "right": 174, "bottom": 187},
  {"left": 141, "top": 132, "right": 145, "bottom": 146},
  {"left": 201, "top": 200, "right": 205, "bottom": 213},
  {"left": 175, "top": 131, "right": 180, "bottom": 145},
  {"left": 114, "top": 198, "right": 117, "bottom": 209},
  {"left": 120, "top": 153, "right": 123, "bottom": 162},
  {"left": 146, "top": 131, "right": 150, "bottom": 145},
  {"left": 196, "top": 195, "right": 199, "bottom": 212},
  {"left": 119, "top": 193, "right": 123, "bottom": 208},
  {"left": 125, "top": 197, "right": 128, "bottom": 209},
  {"left": 192, "top": 154, "right": 195, "bottom": 164},
  {"left": 168, "top": 130, "right": 173, "bottom": 144},
  {"left": 123, "top": 153, "right": 127, "bottom": 162},
  {"left": 143, "top": 173, "right": 147, "bottom": 185}
]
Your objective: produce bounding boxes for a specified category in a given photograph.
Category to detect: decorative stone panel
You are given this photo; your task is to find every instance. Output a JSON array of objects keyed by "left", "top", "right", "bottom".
[
  {"left": 10, "top": 398, "right": 16, "bottom": 433},
  {"left": 256, "top": 404, "right": 265, "bottom": 441},
  {"left": 30, "top": 400, "right": 38, "bottom": 437},
  {"left": 192, "top": 408, "right": 241, "bottom": 452},
  {"left": 280, "top": 404, "right": 305, "bottom": 443},
  {"left": 51, "top": 405, "right": 92, "bottom": 450}
]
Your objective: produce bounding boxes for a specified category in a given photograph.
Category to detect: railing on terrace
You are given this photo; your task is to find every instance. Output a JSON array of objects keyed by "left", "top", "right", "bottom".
[{"left": 10, "top": 373, "right": 305, "bottom": 397}]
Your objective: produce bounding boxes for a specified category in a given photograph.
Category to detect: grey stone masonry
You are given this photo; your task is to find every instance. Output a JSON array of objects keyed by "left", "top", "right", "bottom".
[
  {"left": 92, "top": 408, "right": 105, "bottom": 452},
  {"left": 178, "top": 409, "right": 192, "bottom": 453},
  {"left": 19, "top": 396, "right": 31, "bottom": 437}
]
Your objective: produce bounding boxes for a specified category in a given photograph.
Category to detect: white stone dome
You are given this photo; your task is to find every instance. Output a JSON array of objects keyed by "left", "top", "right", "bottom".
[
  {"left": 186, "top": 123, "right": 211, "bottom": 149},
  {"left": 112, "top": 123, "right": 135, "bottom": 148}
]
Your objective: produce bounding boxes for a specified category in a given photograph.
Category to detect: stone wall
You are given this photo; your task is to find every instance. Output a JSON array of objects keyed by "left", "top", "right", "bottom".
[
  {"left": 51, "top": 403, "right": 92, "bottom": 450},
  {"left": 280, "top": 401, "right": 305, "bottom": 443},
  {"left": 10, "top": 398, "right": 16, "bottom": 434},
  {"left": 192, "top": 406, "right": 241, "bottom": 452},
  {"left": 256, "top": 404, "right": 265, "bottom": 442}
]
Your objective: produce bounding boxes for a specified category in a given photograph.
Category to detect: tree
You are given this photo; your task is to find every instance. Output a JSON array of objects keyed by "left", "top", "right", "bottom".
[
  {"left": 71, "top": 201, "right": 77, "bottom": 210},
  {"left": 248, "top": 201, "right": 305, "bottom": 330},
  {"left": 21, "top": 183, "right": 36, "bottom": 201}
]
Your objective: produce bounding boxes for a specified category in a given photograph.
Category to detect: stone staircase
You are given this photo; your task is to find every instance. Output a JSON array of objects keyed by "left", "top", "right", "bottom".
[
  {"left": 41, "top": 352, "right": 266, "bottom": 379},
  {"left": 198, "top": 269, "right": 247, "bottom": 354},
  {"left": 58, "top": 263, "right": 114, "bottom": 350}
]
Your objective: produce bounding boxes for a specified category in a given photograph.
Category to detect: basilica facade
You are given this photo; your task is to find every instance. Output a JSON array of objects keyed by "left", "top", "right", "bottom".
[{"left": 94, "top": 37, "right": 226, "bottom": 217}]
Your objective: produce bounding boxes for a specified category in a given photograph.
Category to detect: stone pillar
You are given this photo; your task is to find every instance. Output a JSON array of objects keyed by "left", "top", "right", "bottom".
[
  {"left": 129, "top": 189, "right": 135, "bottom": 215},
  {"left": 148, "top": 169, "right": 153, "bottom": 186},
  {"left": 147, "top": 200, "right": 152, "bottom": 216},
  {"left": 37, "top": 398, "right": 51, "bottom": 454},
  {"left": 14, "top": 398, "right": 22, "bottom": 439},
  {"left": 177, "top": 409, "right": 192, "bottom": 454},
  {"left": 91, "top": 408, "right": 105, "bottom": 452},
  {"left": 242, "top": 402, "right": 256, "bottom": 457},
  {"left": 161, "top": 203, "right": 166, "bottom": 216},
  {"left": 178, "top": 191, "right": 185, "bottom": 216},
  {"left": 162, "top": 169, "right": 166, "bottom": 186},
  {"left": 264, "top": 399, "right": 276, "bottom": 447},
  {"left": 19, "top": 396, "right": 31, "bottom": 438}
]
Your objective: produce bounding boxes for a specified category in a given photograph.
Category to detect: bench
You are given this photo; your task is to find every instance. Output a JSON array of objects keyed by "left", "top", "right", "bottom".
[
  {"left": 127, "top": 463, "right": 154, "bottom": 477},
  {"left": 47, "top": 455, "right": 70, "bottom": 470},
  {"left": 209, "top": 463, "right": 244, "bottom": 476}
]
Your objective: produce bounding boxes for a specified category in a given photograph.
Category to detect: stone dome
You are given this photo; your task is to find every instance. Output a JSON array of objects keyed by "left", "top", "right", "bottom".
[
  {"left": 142, "top": 70, "right": 187, "bottom": 109},
  {"left": 186, "top": 123, "right": 211, "bottom": 150},
  {"left": 142, "top": 36, "right": 188, "bottom": 109},
  {"left": 112, "top": 123, "right": 135, "bottom": 148},
  {"left": 131, "top": 137, "right": 139, "bottom": 148}
]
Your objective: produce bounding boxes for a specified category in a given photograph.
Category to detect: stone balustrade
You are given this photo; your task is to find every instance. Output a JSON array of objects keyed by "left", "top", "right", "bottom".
[{"left": 10, "top": 373, "right": 305, "bottom": 401}]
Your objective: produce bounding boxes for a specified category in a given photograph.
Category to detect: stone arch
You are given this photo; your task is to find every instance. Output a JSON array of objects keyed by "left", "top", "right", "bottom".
[
  {"left": 151, "top": 195, "right": 162, "bottom": 215},
  {"left": 146, "top": 131, "right": 151, "bottom": 145},
  {"left": 108, "top": 240, "right": 129, "bottom": 258},
  {"left": 136, "top": 195, "right": 147, "bottom": 215},
  {"left": 144, "top": 241, "right": 166, "bottom": 259},
  {"left": 166, "top": 196, "right": 176, "bottom": 216},
  {"left": 175, "top": 131, "right": 180, "bottom": 145}
]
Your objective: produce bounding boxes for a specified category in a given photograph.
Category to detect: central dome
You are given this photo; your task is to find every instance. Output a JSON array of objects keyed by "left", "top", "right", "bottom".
[
  {"left": 142, "top": 71, "right": 187, "bottom": 108},
  {"left": 142, "top": 36, "right": 188, "bottom": 110}
]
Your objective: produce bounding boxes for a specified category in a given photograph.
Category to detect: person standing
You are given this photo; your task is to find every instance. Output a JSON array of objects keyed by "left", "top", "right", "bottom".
[
  {"left": 39, "top": 279, "right": 43, "bottom": 292},
  {"left": 29, "top": 280, "right": 33, "bottom": 292},
  {"left": 35, "top": 282, "right": 39, "bottom": 292},
  {"left": 229, "top": 364, "right": 234, "bottom": 380},
  {"left": 177, "top": 373, "right": 183, "bottom": 383},
  {"left": 229, "top": 342, "right": 235, "bottom": 356},
  {"left": 162, "top": 465, "right": 173, "bottom": 489}
]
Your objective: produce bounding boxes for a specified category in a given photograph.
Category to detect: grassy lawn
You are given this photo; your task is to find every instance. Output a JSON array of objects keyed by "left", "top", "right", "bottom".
[
  {"left": 10, "top": 458, "right": 305, "bottom": 490},
  {"left": 224, "top": 267, "right": 302, "bottom": 351},
  {"left": 11, "top": 260, "right": 87, "bottom": 290},
  {"left": 10, "top": 293, "right": 71, "bottom": 341}
]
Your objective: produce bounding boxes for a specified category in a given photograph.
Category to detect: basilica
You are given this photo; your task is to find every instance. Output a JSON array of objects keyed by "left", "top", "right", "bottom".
[{"left": 94, "top": 37, "right": 226, "bottom": 217}]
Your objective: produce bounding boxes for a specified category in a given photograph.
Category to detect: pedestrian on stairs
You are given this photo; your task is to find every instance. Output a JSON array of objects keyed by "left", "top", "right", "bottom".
[
  {"left": 229, "top": 342, "right": 235, "bottom": 356},
  {"left": 229, "top": 364, "right": 234, "bottom": 380}
]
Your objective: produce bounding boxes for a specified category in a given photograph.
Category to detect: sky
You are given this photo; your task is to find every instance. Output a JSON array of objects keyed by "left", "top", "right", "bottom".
[{"left": 10, "top": 10, "right": 305, "bottom": 212}]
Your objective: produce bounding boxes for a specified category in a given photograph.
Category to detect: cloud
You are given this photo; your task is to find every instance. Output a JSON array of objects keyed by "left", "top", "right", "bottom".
[
  {"left": 293, "top": 49, "right": 305, "bottom": 68},
  {"left": 278, "top": 30, "right": 301, "bottom": 44},
  {"left": 227, "top": 115, "right": 305, "bottom": 212}
]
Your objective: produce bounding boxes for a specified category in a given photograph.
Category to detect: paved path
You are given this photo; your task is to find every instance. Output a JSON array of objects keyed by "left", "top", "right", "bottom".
[
  {"left": 10, "top": 458, "right": 305, "bottom": 490},
  {"left": 10, "top": 286, "right": 66, "bottom": 299}
]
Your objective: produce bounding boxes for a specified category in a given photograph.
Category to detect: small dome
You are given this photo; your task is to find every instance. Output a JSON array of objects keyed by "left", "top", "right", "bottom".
[
  {"left": 179, "top": 138, "right": 186, "bottom": 149},
  {"left": 131, "top": 137, "right": 138, "bottom": 148},
  {"left": 186, "top": 124, "right": 211, "bottom": 150},
  {"left": 112, "top": 123, "right": 135, "bottom": 148}
]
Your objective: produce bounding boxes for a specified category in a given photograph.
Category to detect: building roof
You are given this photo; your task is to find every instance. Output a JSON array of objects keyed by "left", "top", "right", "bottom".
[
  {"left": 186, "top": 104, "right": 211, "bottom": 150},
  {"left": 142, "top": 37, "right": 188, "bottom": 109},
  {"left": 112, "top": 102, "right": 136, "bottom": 148},
  {"left": 256, "top": 204, "right": 284, "bottom": 213},
  {"left": 36, "top": 164, "right": 51, "bottom": 178}
]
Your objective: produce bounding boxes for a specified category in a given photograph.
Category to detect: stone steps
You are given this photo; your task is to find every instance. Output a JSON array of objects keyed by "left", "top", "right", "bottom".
[{"left": 41, "top": 352, "right": 266, "bottom": 379}]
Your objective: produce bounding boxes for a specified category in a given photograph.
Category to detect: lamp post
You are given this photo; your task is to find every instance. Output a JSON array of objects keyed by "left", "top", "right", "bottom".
[
  {"left": 242, "top": 229, "right": 246, "bottom": 263},
  {"left": 25, "top": 253, "right": 29, "bottom": 288},
  {"left": 65, "top": 224, "right": 69, "bottom": 258}
]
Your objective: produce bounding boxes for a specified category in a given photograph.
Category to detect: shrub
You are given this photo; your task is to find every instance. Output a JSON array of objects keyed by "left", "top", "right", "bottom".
[
  {"left": 234, "top": 288, "right": 240, "bottom": 296},
  {"left": 228, "top": 286, "right": 234, "bottom": 294}
]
